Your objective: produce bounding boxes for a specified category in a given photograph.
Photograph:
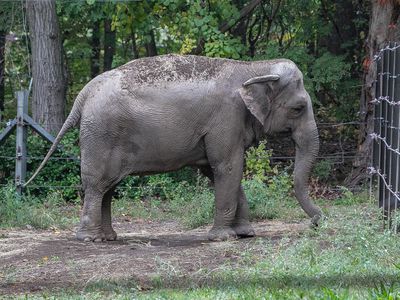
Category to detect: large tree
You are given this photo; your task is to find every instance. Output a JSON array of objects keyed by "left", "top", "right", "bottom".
[
  {"left": 346, "top": 0, "right": 400, "bottom": 186},
  {"left": 27, "top": 0, "right": 66, "bottom": 133},
  {"left": 0, "top": 30, "right": 5, "bottom": 120},
  {"left": 0, "top": 1, "right": 13, "bottom": 121}
]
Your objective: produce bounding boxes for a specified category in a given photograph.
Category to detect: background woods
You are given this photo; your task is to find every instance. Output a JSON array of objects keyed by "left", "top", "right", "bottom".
[
  {"left": 0, "top": 0, "right": 396, "bottom": 195},
  {"left": 3, "top": 2, "right": 400, "bottom": 298}
]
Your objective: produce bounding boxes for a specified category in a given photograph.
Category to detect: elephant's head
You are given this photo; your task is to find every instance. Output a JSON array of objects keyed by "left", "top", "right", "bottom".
[{"left": 239, "top": 59, "right": 322, "bottom": 225}]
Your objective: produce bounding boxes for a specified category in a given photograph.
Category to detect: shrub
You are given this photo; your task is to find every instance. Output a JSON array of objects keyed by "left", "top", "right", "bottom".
[
  {"left": 0, "top": 127, "right": 81, "bottom": 202},
  {"left": 313, "top": 159, "right": 333, "bottom": 182},
  {"left": 244, "top": 172, "right": 293, "bottom": 220},
  {"left": 0, "top": 183, "right": 79, "bottom": 229},
  {"left": 244, "top": 141, "right": 277, "bottom": 182}
]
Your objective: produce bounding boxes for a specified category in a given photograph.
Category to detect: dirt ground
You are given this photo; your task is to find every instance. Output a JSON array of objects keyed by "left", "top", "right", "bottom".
[{"left": 0, "top": 219, "right": 307, "bottom": 295}]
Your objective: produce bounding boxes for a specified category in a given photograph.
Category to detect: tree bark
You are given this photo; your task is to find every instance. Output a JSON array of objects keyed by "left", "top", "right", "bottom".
[
  {"left": 27, "top": 0, "right": 66, "bottom": 134},
  {"left": 345, "top": 0, "right": 400, "bottom": 187},
  {"left": 90, "top": 19, "right": 101, "bottom": 78},
  {"left": 145, "top": 29, "right": 158, "bottom": 57},
  {"left": 103, "top": 18, "right": 116, "bottom": 71},
  {"left": 131, "top": 30, "right": 139, "bottom": 59},
  {"left": 0, "top": 30, "right": 5, "bottom": 119},
  {"left": 219, "top": 0, "right": 263, "bottom": 33}
]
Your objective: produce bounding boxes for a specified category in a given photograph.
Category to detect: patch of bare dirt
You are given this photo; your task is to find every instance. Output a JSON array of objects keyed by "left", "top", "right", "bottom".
[{"left": 0, "top": 219, "right": 307, "bottom": 295}]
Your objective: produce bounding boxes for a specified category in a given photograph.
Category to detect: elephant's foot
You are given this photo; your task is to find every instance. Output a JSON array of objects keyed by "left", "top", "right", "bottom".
[
  {"left": 76, "top": 228, "right": 106, "bottom": 242},
  {"left": 103, "top": 226, "right": 118, "bottom": 241},
  {"left": 207, "top": 226, "right": 237, "bottom": 241},
  {"left": 232, "top": 221, "right": 255, "bottom": 238}
]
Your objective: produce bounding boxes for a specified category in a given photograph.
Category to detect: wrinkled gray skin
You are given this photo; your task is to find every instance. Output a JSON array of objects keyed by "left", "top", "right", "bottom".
[{"left": 26, "top": 54, "right": 322, "bottom": 242}]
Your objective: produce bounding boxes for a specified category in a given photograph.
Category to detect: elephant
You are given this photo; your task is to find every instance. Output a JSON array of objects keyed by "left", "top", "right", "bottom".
[{"left": 25, "top": 54, "right": 322, "bottom": 242}]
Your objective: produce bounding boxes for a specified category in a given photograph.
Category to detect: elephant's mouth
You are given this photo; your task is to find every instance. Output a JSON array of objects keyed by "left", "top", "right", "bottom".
[{"left": 268, "top": 127, "right": 292, "bottom": 137}]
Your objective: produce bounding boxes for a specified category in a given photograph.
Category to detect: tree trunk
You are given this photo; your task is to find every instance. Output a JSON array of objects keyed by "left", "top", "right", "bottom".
[
  {"left": 345, "top": 0, "right": 400, "bottom": 187},
  {"left": 27, "top": 0, "right": 66, "bottom": 134},
  {"left": 0, "top": 30, "right": 5, "bottom": 119},
  {"left": 145, "top": 29, "right": 158, "bottom": 57},
  {"left": 90, "top": 19, "right": 101, "bottom": 78},
  {"left": 319, "top": 0, "right": 358, "bottom": 56},
  {"left": 103, "top": 18, "right": 116, "bottom": 71},
  {"left": 131, "top": 30, "right": 139, "bottom": 59}
]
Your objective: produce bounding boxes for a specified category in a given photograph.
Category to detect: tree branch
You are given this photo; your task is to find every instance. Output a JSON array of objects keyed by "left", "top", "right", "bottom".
[
  {"left": 219, "top": 0, "right": 263, "bottom": 33},
  {"left": 191, "top": 0, "right": 263, "bottom": 54}
]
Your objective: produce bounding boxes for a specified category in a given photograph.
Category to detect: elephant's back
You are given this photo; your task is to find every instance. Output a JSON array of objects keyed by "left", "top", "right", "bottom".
[{"left": 117, "top": 54, "right": 240, "bottom": 88}]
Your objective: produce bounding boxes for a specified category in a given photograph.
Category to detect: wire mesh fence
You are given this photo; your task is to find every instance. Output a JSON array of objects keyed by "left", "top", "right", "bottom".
[
  {"left": 0, "top": 117, "right": 360, "bottom": 195},
  {"left": 370, "top": 42, "right": 400, "bottom": 233},
  {"left": 0, "top": 79, "right": 361, "bottom": 196}
]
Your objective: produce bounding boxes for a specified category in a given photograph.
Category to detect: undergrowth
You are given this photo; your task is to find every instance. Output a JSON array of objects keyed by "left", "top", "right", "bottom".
[
  {"left": 1, "top": 141, "right": 392, "bottom": 300},
  {"left": 0, "top": 140, "right": 298, "bottom": 229},
  {"left": 0, "top": 184, "right": 79, "bottom": 229},
  {"left": 5, "top": 202, "right": 400, "bottom": 300}
]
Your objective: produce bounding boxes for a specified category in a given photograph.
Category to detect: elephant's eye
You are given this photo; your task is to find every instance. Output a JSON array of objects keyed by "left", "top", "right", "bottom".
[
  {"left": 292, "top": 106, "right": 304, "bottom": 113},
  {"left": 290, "top": 104, "right": 305, "bottom": 117}
]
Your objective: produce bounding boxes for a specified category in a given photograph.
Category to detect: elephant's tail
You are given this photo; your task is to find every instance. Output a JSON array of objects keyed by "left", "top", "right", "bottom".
[{"left": 24, "top": 89, "right": 87, "bottom": 187}]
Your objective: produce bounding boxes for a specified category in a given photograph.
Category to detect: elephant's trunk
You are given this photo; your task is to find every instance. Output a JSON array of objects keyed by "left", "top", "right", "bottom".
[{"left": 292, "top": 119, "right": 322, "bottom": 225}]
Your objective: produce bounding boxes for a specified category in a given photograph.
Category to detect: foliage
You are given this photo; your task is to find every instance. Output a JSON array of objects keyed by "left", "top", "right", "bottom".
[
  {"left": 0, "top": 0, "right": 370, "bottom": 201},
  {"left": 116, "top": 167, "right": 199, "bottom": 201},
  {"left": 244, "top": 173, "right": 294, "bottom": 220},
  {"left": 244, "top": 141, "right": 276, "bottom": 182},
  {"left": 335, "top": 186, "right": 367, "bottom": 206},
  {"left": 312, "top": 52, "right": 351, "bottom": 93},
  {"left": 243, "top": 141, "right": 294, "bottom": 220},
  {"left": 0, "top": 127, "right": 81, "bottom": 201},
  {"left": 0, "top": 183, "right": 79, "bottom": 229},
  {"left": 313, "top": 159, "right": 333, "bottom": 182}
]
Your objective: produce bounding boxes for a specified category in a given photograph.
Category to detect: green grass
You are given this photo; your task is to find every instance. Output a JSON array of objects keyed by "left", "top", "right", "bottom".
[
  {"left": 0, "top": 184, "right": 79, "bottom": 229},
  {"left": 5, "top": 201, "right": 400, "bottom": 299},
  {"left": 2, "top": 180, "right": 400, "bottom": 299},
  {"left": 20, "top": 208, "right": 400, "bottom": 298}
]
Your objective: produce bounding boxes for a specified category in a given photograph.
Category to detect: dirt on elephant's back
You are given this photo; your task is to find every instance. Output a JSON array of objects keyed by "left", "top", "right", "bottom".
[{"left": 0, "top": 219, "right": 307, "bottom": 295}]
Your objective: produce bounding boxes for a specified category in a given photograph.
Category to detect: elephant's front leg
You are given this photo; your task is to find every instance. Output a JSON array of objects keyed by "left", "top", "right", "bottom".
[
  {"left": 232, "top": 186, "right": 255, "bottom": 237},
  {"left": 101, "top": 188, "right": 117, "bottom": 241},
  {"left": 208, "top": 153, "right": 244, "bottom": 241}
]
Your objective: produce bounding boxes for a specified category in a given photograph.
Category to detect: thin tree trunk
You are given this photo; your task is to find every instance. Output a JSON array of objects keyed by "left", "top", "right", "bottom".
[
  {"left": 131, "top": 30, "right": 139, "bottom": 59},
  {"left": 103, "top": 18, "right": 116, "bottom": 71},
  {"left": 0, "top": 30, "right": 5, "bottom": 119},
  {"left": 345, "top": 0, "right": 400, "bottom": 186},
  {"left": 145, "top": 29, "right": 157, "bottom": 57},
  {"left": 27, "top": 0, "right": 66, "bottom": 134},
  {"left": 90, "top": 19, "right": 101, "bottom": 78}
]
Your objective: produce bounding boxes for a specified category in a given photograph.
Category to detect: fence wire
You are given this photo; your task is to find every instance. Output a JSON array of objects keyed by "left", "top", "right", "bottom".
[
  {"left": 1, "top": 89, "right": 361, "bottom": 196},
  {"left": 371, "top": 42, "right": 400, "bottom": 233}
]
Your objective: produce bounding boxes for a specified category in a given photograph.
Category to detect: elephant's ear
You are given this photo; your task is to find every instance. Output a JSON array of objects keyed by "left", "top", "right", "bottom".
[{"left": 238, "top": 75, "right": 280, "bottom": 125}]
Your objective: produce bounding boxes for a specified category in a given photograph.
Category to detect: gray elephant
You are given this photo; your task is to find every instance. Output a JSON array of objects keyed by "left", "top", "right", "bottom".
[{"left": 26, "top": 54, "right": 322, "bottom": 242}]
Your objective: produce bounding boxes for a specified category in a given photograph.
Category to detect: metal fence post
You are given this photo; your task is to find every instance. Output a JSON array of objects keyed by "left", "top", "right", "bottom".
[
  {"left": 15, "top": 90, "right": 28, "bottom": 195},
  {"left": 371, "top": 43, "right": 400, "bottom": 232}
]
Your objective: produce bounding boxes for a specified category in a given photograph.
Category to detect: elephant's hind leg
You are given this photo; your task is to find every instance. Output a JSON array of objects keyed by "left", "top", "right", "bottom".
[
  {"left": 76, "top": 186, "right": 106, "bottom": 242},
  {"left": 102, "top": 187, "right": 117, "bottom": 241}
]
